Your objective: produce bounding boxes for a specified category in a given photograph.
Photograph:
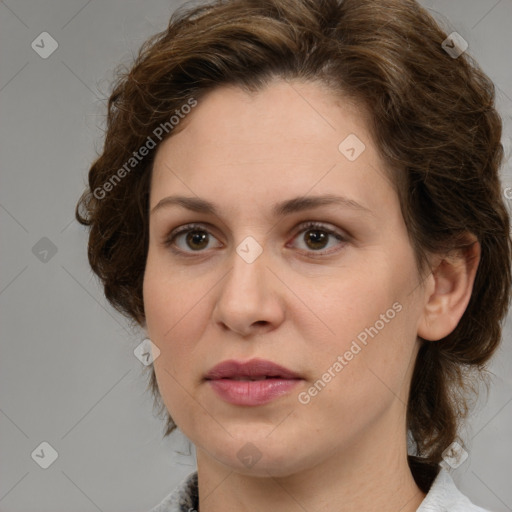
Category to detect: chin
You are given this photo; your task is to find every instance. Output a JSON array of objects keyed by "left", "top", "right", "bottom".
[{"left": 196, "top": 429, "right": 319, "bottom": 478}]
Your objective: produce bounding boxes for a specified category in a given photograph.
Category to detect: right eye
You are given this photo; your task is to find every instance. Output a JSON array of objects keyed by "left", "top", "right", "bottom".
[{"left": 164, "top": 223, "right": 223, "bottom": 255}]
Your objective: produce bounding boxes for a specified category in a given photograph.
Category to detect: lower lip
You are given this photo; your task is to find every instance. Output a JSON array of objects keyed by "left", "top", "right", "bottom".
[{"left": 207, "top": 378, "right": 301, "bottom": 406}]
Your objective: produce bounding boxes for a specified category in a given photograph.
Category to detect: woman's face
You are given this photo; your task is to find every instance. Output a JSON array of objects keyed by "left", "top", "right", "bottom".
[{"left": 143, "top": 80, "right": 429, "bottom": 477}]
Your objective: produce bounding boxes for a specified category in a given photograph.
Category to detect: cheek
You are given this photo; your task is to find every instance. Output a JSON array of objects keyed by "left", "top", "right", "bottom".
[
  {"left": 296, "top": 302, "right": 415, "bottom": 442},
  {"left": 300, "top": 259, "right": 405, "bottom": 350},
  {"left": 143, "top": 248, "right": 206, "bottom": 340},
  {"left": 296, "top": 253, "right": 419, "bottom": 403},
  {"left": 142, "top": 257, "right": 209, "bottom": 402}
]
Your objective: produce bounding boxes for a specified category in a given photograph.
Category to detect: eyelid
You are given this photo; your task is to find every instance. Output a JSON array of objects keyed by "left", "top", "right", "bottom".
[{"left": 167, "top": 222, "right": 218, "bottom": 240}]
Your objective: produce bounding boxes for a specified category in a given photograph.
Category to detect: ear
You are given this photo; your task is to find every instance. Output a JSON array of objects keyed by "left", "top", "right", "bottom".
[{"left": 417, "top": 236, "right": 481, "bottom": 342}]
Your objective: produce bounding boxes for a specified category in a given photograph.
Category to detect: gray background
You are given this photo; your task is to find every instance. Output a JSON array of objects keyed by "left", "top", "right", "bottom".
[{"left": 1, "top": 0, "right": 511, "bottom": 511}]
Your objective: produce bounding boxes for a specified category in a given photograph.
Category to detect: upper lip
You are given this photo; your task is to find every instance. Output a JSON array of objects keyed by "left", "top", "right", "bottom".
[{"left": 205, "top": 358, "right": 301, "bottom": 380}]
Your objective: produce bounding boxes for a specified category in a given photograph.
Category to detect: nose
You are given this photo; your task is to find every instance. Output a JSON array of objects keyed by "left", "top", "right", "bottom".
[{"left": 211, "top": 245, "right": 285, "bottom": 338}]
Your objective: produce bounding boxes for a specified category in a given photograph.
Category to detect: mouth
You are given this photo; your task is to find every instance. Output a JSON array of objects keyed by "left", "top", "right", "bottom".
[
  {"left": 224, "top": 376, "right": 279, "bottom": 381},
  {"left": 204, "top": 358, "right": 301, "bottom": 381},
  {"left": 204, "top": 358, "right": 302, "bottom": 406}
]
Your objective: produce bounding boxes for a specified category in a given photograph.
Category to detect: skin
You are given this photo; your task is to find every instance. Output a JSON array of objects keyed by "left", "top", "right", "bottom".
[{"left": 143, "top": 79, "right": 480, "bottom": 512}]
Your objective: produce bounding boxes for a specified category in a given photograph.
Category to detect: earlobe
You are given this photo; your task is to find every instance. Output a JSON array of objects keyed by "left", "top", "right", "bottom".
[{"left": 417, "top": 238, "right": 481, "bottom": 342}]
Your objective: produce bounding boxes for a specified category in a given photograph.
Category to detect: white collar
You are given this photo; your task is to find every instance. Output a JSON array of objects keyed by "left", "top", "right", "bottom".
[{"left": 417, "top": 467, "right": 490, "bottom": 511}]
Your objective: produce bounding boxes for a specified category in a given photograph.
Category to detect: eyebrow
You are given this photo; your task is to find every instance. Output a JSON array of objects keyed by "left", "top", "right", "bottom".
[{"left": 151, "top": 194, "right": 373, "bottom": 217}]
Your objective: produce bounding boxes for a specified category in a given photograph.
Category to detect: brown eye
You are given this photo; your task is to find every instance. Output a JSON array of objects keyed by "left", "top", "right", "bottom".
[
  {"left": 165, "top": 223, "right": 222, "bottom": 254},
  {"left": 185, "top": 230, "right": 209, "bottom": 250},
  {"left": 303, "top": 229, "right": 329, "bottom": 250},
  {"left": 290, "top": 222, "right": 346, "bottom": 255}
]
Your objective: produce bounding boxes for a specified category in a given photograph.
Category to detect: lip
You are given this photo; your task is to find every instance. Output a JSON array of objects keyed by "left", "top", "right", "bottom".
[{"left": 205, "top": 358, "right": 302, "bottom": 406}]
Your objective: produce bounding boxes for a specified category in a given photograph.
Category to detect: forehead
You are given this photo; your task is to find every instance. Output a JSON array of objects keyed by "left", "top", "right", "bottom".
[{"left": 150, "top": 80, "right": 397, "bottom": 217}]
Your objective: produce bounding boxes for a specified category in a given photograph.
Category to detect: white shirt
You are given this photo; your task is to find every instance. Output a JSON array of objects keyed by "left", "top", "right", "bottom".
[{"left": 149, "top": 467, "right": 490, "bottom": 512}]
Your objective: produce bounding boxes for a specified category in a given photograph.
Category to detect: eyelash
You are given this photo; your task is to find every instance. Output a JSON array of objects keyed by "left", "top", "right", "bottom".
[{"left": 163, "top": 221, "right": 348, "bottom": 258}]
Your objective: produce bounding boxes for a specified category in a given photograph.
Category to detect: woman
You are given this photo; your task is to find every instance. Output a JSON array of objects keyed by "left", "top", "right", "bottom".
[{"left": 76, "top": 0, "right": 511, "bottom": 510}]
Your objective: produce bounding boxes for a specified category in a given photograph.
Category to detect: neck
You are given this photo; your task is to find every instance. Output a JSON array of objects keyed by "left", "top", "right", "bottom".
[{"left": 195, "top": 413, "right": 426, "bottom": 512}]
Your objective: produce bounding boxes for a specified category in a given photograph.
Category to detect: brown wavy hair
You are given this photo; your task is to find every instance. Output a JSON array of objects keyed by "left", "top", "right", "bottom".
[{"left": 76, "top": 0, "right": 511, "bottom": 490}]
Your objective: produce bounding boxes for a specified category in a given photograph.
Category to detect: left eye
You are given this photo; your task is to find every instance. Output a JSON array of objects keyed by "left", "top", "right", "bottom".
[{"left": 289, "top": 222, "right": 346, "bottom": 254}]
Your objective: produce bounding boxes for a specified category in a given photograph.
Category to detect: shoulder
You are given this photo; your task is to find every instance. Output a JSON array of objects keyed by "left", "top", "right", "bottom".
[
  {"left": 148, "top": 471, "right": 198, "bottom": 512},
  {"left": 417, "top": 467, "right": 491, "bottom": 512}
]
